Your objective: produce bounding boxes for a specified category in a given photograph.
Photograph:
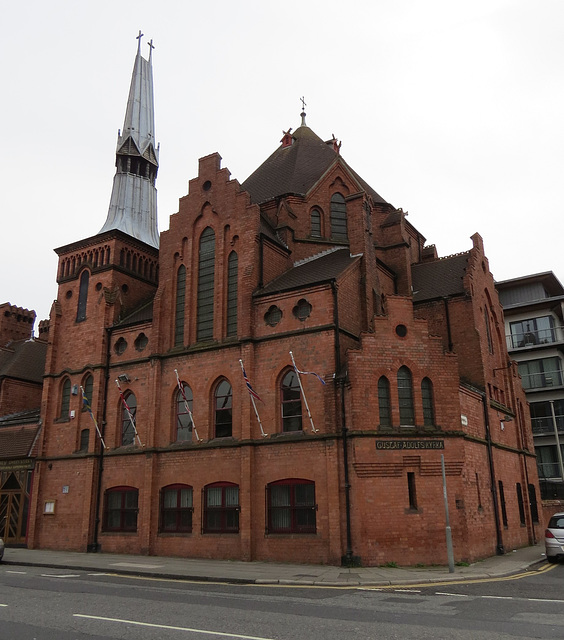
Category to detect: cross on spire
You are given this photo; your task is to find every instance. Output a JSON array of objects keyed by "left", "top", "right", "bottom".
[
  {"left": 300, "top": 96, "right": 306, "bottom": 111},
  {"left": 300, "top": 96, "right": 307, "bottom": 126},
  {"left": 148, "top": 38, "right": 155, "bottom": 61},
  {"left": 136, "top": 30, "right": 144, "bottom": 53}
]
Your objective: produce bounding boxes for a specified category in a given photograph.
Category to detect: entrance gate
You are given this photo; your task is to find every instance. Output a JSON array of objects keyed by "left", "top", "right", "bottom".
[{"left": 0, "top": 469, "right": 32, "bottom": 546}]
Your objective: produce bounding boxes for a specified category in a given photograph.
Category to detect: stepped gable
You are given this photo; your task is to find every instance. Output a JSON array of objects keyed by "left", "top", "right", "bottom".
[
  {"left": 256, "top": 248, "right": 359, "bottom": 296},
  {"left": 411, "top": 252, "right": 470, "bottom": 302},
  {"left": 0, "top": 339, "right": 48, "bottom": 383},
  {"left": 242, "top": 124, "right": 388, "bottom": 205}
]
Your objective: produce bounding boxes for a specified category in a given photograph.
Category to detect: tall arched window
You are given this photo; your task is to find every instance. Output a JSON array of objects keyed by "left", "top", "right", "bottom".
[
  {"left": 176, "top": 383, "right": 193, "bottom": 442},
  {"left": 174, "top": 265, "right": 186, "bottom": 347},
  {"left": 60, "top": 378, "right": 71, "bottom": 420},
  {"left": 281, "top": 370, "right": 302, "bottom": 432},
  {"left": 215, "top": 380, "right": 232, "bottom": 438},
  {"left": 226, "top": 251, "right": 238, "bottom": 337},
  {"left": 76, "top": 270, "right": 89, "bottom": 322},
  {"left": 121, "top": 392, "right": 137, "bottom": 446},
  {"left": 397, "top": 366, "right": 414, "bottom": 425},
  {"left": 421, "top": 377, "right": 435, "bottom": 426},
  {"left": 82, "top": 374, "right": 94, "bottom": 411},
  {"left": 197, "top": 227, "right": 215, "bottom": 341},
  {"left": 330, "top": 193, "right": 347, "bottom": 240},
  {"left": 378, "top": 376, "right": 391, "bottom": 427},
  {"left": 310, "top": 209, "right": 321, "bottom": 238}
]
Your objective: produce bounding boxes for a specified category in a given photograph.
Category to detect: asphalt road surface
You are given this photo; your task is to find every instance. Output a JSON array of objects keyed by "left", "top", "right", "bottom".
[{"left": 1, "top": 562, "right": 564, "bottom": 639}]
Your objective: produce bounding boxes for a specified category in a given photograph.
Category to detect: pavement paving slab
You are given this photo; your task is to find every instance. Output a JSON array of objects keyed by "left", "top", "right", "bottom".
[{"left": 0, "top": 543, "right": 549, "bottom": 587}]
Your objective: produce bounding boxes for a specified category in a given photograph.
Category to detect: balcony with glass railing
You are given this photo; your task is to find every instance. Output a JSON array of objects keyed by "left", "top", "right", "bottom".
[
  {"left": 532, "top": 413, "right": 564, "bottom": 435},
  {"left": 506, "top": 324, "right": 564, "bottom": 351},
  {"left": 518, "top": 357, "right": 564, "bottom": 391}
]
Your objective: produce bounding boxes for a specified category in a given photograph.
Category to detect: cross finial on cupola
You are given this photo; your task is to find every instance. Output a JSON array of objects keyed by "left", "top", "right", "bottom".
[{"left": 300, "top": 96, "right": 307, "bottom": 126}]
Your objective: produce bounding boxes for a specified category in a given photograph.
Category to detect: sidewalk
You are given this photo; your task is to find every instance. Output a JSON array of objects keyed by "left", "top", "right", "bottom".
[{"left": 1, "top": 544, "right": 548, "bottom": 587}]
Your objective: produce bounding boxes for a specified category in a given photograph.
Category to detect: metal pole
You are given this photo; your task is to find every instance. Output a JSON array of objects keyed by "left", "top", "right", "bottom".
[
  {"left": 441, "top": 454, "right": 455, "bottom": 573},
  {"left": 550, "top": 400, "right": 564, "bottom": 481}
]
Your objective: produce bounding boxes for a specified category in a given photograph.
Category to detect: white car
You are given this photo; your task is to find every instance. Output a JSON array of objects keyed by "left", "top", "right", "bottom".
[{"left": 545, "top": 512, "right": 564, "bottom": 563}]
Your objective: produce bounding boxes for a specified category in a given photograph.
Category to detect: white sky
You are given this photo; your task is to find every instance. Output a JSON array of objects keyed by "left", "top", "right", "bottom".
[{"left": 3, "top": 0, "right": 563, "bottom": 325}]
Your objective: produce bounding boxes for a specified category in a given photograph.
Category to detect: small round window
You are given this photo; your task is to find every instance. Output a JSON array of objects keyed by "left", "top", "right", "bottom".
[
  {"left": 264, "top": 305, "right": 282, "bottom": 327},
  {"left": 293, "top": 299, "right": 312, "bottom": 321},
  {"left": 395, "top": 324, "right": 407, "bottom": 338},
  {"left": 114, "top": 337, "right": 128, "bottom": 355}
]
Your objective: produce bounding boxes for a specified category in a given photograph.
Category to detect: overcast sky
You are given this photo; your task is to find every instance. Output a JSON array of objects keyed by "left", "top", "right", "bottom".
[{"left": 3, "top": 0, "right": 563, "bottom": 325}]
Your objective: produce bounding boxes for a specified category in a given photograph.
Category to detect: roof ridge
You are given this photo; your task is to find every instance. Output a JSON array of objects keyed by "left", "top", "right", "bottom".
[{"left": 293, "top": 246, "right": 348, "bottom": 268}]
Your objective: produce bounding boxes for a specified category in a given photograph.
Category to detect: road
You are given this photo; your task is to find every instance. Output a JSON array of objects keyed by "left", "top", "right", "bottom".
[{"left": 1, "top": 562, "right": 564, "bottom": 639}]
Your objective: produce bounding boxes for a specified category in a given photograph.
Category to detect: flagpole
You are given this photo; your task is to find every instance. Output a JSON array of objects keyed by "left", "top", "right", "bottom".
[
  {"left": 115, "top": 380, "right": 142, "bottom": 447},
  {"left": 80, "top": 386, "right": 106, "bottom": 449},
  {"left": 289, "top": 351, "right": 319, "bottom": 433},
  {"left": 239, "top": 359, "right": 267, "bottom": 437},
  {"left": 174, "top": 369, "right": 201, "bottom": 442}
]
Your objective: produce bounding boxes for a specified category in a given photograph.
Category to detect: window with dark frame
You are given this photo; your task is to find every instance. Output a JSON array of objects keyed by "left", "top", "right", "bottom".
[
  {"left": 516, "top": 482, "right": 526, "bottom": 525},
  {"left": 203, "top": 482, "right": 239, "bottom": 533},
  {"left": 281, "top": 370, "right": 302, "bottom": 432},
  {"left": 498, "top": 480, "right": 508, "bottom": 527},
  {"left": 160, "top": 484, "right": 193, "bottom": 533},
  {"left": 310, "top": 209, "right": 321, "bottom": 237},
  {"left": 397, "top": 366, "right": 414, "bottom": 425},
  {"left": 407, "top": 472, "right": 417, "bottom": 510},
  {"left": 60, "top": 378, "right": 71, "bottom": 420},
  {"left": 484, "top": 307, "right": 493, "bottom": 354},
  {"left": 76, "top": 270, "right": 89, "bottom": 322},
  {"left": 330, "top": 193, "right": 347, "bottom": 240},
  {"left": 378, "top": 376, "right": 391, "bottom": 427},
  {"left": 214, "top": 380, "right": 232, "bottom": 438},
  {"left": 103, "top": 487, "right": 138, "bottom": 532},
  {"left": 197, "top": 227, "right": 215, "bottom": 341},
  {"left": 174, "top": 265, "right": 186, "bottom": 347},
  {"left": 79, "top": 428, "right": 89, "bottom": 452},
  {"left": 176, "top": 384, "right": 193, "bottom": 442},
  {"left": 226, "top": 251, "right": 238, "bottom": 337},
  {"left": 421, "top": 377, "right": 435, "bottom": 426},
  {"left": 82, "top": 374, "right": 94, "bottom": 412},
  {"left": 528, "top": 483, "right": 539, "bottom": 523},
  {"left": 267, "top": 479, "right": 316, "bottom": 534},
  {"left": 121, "top": 392, "right": 137, "bottom": 446}
]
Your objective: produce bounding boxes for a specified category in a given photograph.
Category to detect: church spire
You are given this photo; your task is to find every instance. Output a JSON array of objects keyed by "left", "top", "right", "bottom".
[{"left": 98, "top": 32, "right": 160, "bottom": 248}]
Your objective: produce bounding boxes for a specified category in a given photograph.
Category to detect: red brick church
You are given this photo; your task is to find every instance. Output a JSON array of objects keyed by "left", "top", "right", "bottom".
[{"left": 28, "top": 37, "right": 541, "bottom": 566}]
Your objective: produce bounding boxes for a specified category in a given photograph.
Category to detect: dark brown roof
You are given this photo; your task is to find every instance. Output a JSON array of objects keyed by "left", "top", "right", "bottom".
[
  {"left": 242, "top": 125, "right": 388, "bottom": 205},
  {"left": 256, "top": 248, "right": 360, "bottom": 296},
  {"left": 411, "top": 253, "right": 470, "bottom": 302},
  {"left": 0, "top": 410, "right": 40, "bottom": 459},
  {"left": 0, "top": 339, "right": 47, "bottom": 383},
  {"left": 115, "top": 298, "right": 154, "bottom": 327}
]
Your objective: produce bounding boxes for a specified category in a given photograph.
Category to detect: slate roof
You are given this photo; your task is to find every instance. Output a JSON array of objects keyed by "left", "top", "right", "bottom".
[
  {"left": 115, "top": 298, "right": 154, "bottom": 327},
  {"left": 241, "top": 125, "right": 388, "bottom": 205},
  {"left": 0, "top": 410, "right": 41, "bottom": 459},
  {"left": 256, "top": 248, "right": 360, "bottom": 296},
  {"left": 411, "top": 253, "right": 470, "bottom": 302},
  {"left": 0, "top": 339, "right": 47, "bottom": 383}
]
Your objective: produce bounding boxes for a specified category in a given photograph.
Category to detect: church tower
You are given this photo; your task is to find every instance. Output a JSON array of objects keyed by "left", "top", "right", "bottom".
[
  {"left": 99, "top": 32, "right": 160, "bottom": 248},
  {"left": 29, "top": 36, "right": 161, "bottom": 551}
]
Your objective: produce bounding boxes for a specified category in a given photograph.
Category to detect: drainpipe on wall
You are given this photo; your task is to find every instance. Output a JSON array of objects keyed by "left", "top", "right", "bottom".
[
  {"left": 332, "top": 280, "right": 357, "bottom": 566},
  {"left": 442, "top": 297, "right": 454, "bottom": 352},
  {"left": 88, "top": 325, "right": 113, "bottom": 553},
  {"left": 481, "top": 390, "right": 504, "bottom": 555}
]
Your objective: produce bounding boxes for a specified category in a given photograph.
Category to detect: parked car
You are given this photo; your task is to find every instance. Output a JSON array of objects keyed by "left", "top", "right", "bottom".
[
  {"left": 0, "top": 536, "right": 4, "bottom": 562},
  {"left": 545, "top": 512, "right": 564, "bottom": 563}
]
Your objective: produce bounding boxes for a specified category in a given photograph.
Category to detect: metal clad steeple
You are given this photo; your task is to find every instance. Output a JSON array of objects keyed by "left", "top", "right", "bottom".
[{"left": 99, "top": 33, "right": 160, "bottom": 248}]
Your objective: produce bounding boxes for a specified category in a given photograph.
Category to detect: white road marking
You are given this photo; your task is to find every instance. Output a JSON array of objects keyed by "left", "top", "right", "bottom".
[
  {"left": 435, "top": 592, "right": 470, "bottom": 597},
  {"left": 73, "top": 614, "right": 276, "bottom": 639},
  {"left": 527, "top": 598, "right": 564, "bottom": 603},
  {"left": 393, "top": 589, "right": 421, "bottom": 593},
  {"left": 5, "top": 570, "right": 27, "bottom": 574},
  {"left": 40, "top": 574, "right": 80, "bottom": 578},
  {"left": 481, "top": 596, "right": 513, "bottom": 600},
  {"left": 0, "top": 604, "right": 7, "bottom": 607},
  {"left": 87, "top": 573, "right": 111, "bottom": 576},
  {"left": 110, "top": 562, "right": 164, "bottom": 569}
]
